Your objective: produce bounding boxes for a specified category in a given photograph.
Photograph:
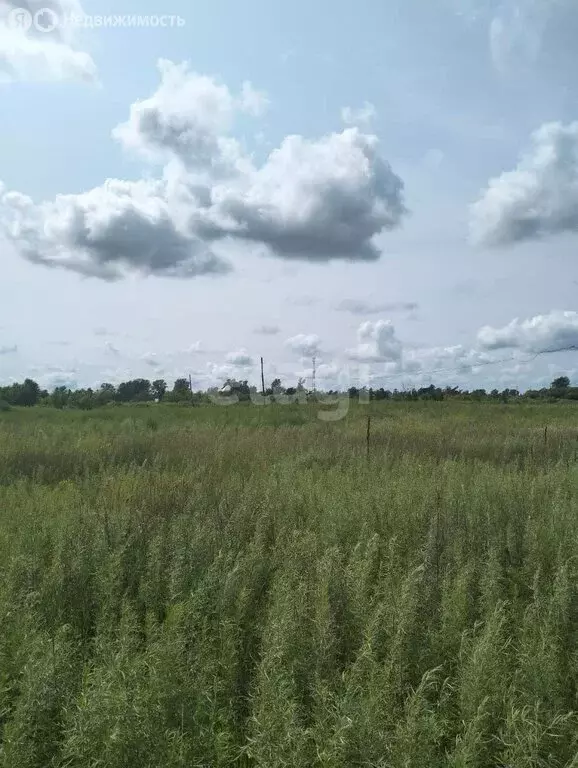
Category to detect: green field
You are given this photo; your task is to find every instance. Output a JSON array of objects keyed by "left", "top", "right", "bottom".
[{"left": 1, "top": 401, "right": 578, "bottom": 767}]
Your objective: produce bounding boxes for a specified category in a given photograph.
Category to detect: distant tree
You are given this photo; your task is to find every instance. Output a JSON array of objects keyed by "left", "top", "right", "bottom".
[
  {"left": 96, "top": 383, "right": 116, "bottom": 406},
  {"left": 169, "top": 378, "right": 192, "bottom": 403},
  {"left": 72, "top": 389, "right": 96, "bottom": 410},
  {"left": 500, "top": 388, "right": 519, "bottom": 403},
  {"left": 417, "top": 385, "right": 443, "bottom": 401},
  {"left": 50, "top": 386, "right": 70, "bottom": 409},
  {"left": 174, "top": 378, "right": 190, "bottom": 391},
  {"left": 116, "top": 379, "right": 152, "bottom": 402},
  {"left": 152, "top": 379, "right": 168, "bottom": 401},
  {"left": 14, "top": 379, "right": 40, "bottom": 407},
  {"left": 271, "top": 378, "right": 284, "bottom": 395},
  {"left": 223, "top": 379, "right": 251, "bottom": 401},
  {"left": 551, "top": 376, "right": 570, "bottom": 391}
]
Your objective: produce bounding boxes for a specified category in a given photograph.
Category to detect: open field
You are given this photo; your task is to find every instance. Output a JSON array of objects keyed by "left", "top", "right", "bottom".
[{"left": 1, "top": 401, "right": 578, "bottom": 767}]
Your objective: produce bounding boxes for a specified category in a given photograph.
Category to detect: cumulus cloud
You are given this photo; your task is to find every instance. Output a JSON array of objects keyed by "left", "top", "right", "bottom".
[
  {"left": 341, "top": 102, "right": 376, "bottom": 126},
  {"left": 112, "top": 60, "right": 249, "bottom": 173},
  {"left": 225, "top": 348, "right": 254, "bottom": 367},
  {"left": 285, "top": 334, "right": 321, "bottom": 358},
  {"left": 2, "top": 59, "right": 407, "bottom": 279},
  {"left": 477, "top": 310, "right": 578, "bottom": 352},
  {"left": 341, "top": 319, "right": 497, "bottom": 382},
  {"left": 471, "top": 121, "right": 578, "bottom": 246},
  {"left": 117, "top": 61, "right": 407, "bottom": 263},
  {"left": 0, "top": 0, "right": 97, "bottom": 82},
  {"left": 347, "top": 320, "right": 403, "bottom": 363},
  {"left": 187, "top": 341, "right": 204, "bottom": 353},
  {"left": 0, "top": 178, "right": 230, "bottom": 279},
  {"left": 336, "top": 298, "right": 418, "bottom": 315},
  {"left": 254, "top": 324, "right": 280, "bottom": 335},
  {"left": 193, "top": 127, "right": 407, "bottom": 262}
]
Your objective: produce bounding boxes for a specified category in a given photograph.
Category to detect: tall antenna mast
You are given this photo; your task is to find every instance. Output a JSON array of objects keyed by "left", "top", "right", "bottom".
[
  {"left": 260, "top": 357, "right": 266, "bottom": 396},
  {"left": 312, "top": 356, "right": 316, "bottom": 394}
]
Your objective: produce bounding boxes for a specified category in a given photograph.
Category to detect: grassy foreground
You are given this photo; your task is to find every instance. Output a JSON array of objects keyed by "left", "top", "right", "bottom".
[{"left": 0, "top": 401, "right": 577, "bottom": 767}]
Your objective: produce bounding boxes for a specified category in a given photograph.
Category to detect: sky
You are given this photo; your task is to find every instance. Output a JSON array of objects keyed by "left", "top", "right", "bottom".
[{"left": 0, "top": 0, "right": 577, "bottom": 393}]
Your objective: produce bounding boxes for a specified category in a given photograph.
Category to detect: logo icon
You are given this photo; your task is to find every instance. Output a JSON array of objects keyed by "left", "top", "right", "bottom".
[
  {"left": 33, "top": 7, "right": 59, "bottom": 32},
  {"left": 4, "top": 6, "right": 60, "bottom": 33},
  {"left": 5, "top": 7, "right": 33, "bottom": 31}
]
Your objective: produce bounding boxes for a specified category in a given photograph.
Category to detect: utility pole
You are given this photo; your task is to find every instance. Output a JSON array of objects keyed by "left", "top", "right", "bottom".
[
  {"left": 312, "top": 356, "right": 316, "bottom": 395},
  {"left": 261, "top": 357, "right": 266, "bottom": 396}
]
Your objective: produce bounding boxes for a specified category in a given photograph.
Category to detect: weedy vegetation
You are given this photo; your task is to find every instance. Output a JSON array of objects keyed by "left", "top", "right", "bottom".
[{"left": 0, "top": 400, "right": 577, "bottom": 767}]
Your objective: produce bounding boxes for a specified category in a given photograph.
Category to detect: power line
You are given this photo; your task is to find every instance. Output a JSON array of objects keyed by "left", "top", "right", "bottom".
[{"left": 346, "top": 344, "right": 578, "bottom": 388}]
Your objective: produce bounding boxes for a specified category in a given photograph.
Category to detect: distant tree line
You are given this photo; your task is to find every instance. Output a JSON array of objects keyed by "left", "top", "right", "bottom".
[
  {"left": 349, "top": 377, "right": 578, "bottom": 404},
  {"left": 0, "top": 375, "right": 576, "bottom": 410}
]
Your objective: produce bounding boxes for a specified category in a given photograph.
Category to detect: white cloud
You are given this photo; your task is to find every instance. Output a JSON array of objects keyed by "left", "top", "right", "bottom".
[
  {"left": 0, "top": 178, "right": 230, "bottom": 279},
  {"left": 285, "top": 334, "right": 321, "bottom": 358},
  {"left": 192, "top": 127, "right": 407, "bottom": 262},
  {"left": 0, "top": 344, "right": 17, "bottom": 354},
  {"left": 225, "top": 348, "right": 254, "bottom": 367},
  {"left": 36, "top": 371, "right": 79, "bottom": 390},
  {"left": 0, "top": 0, "right": 97, "bottom": 82},
  {"left": 347, "top": 320, "right": 403, "bottom": 363},
  {"left": 240, "top": 81, "right": 269, "bottom": 116},
  {"left": 341, "top": 102, "right": 376, "bottom": 126},
  {"left": 471, "top": 121, "right": 578, "bottom": 246},
  {"left": 207, "top": 360, "right": 253, "bottom": 383},
  {"left": 2, "top": 59, "right": 407, "bottom": 279},
  {"left": 477, "top": 310, "right": 578, "bottom": 352},
  {"left": 112, "top": 59, "right": 246, "bottom": 173},
  {"left": 187, "top": 341, "right": 204, "bottom": 353}
]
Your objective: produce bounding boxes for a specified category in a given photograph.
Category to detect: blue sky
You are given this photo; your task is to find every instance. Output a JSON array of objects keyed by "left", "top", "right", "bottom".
[{"left": 1, "top": 0, "right": 577, "bottom": 392}]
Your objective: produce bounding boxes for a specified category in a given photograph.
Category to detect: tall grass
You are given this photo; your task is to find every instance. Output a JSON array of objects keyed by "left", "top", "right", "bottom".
[{"left": 0, "top": 401, "right": 577, "bottom": 766}]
